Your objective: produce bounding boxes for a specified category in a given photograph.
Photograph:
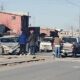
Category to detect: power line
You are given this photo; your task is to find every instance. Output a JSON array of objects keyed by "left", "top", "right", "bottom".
[
  {"left": 65, "top": 0, "right": 80, "bottom": 8},
  {"left": 0, "top": 2, "right": 4, "bottom": 12},
  {"left": 65, "top": 0, "right": 80, "bottom": 36}
]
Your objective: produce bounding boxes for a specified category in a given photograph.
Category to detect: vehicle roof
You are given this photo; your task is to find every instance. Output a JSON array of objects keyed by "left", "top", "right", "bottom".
[
  {"left": 44, "top": 37, "right": 53, "bottom": 38},
  {"left": 0, "top": 35, "right": 18, "bottom": 38},
  {"left": 62, "top": 36, "right": 79, "bottom": 38}
]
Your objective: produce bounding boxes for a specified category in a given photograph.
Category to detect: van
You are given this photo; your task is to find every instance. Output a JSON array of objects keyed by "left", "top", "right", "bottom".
[{"left": 40, "top": 37, "right": 53, "bottom": 52}]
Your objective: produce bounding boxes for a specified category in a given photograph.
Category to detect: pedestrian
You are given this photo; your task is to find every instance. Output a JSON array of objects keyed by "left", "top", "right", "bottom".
[
  {"left": 18, "top": 32, "right": 27, "bottom": 55},
  {"left": 53, "top": 36, "right": 61, "bottom": 58},
  {"left": 28, "top": 30, "right": 36, "bottom": 55},
  {"left": 72, "top": 43, "right": 77, "bottom": 57}
]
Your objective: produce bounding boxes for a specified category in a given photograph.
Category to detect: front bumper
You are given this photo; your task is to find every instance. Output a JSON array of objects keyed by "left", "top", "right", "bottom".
[{"left": 40, "top": 45, "right": 52, "bottom": 51}]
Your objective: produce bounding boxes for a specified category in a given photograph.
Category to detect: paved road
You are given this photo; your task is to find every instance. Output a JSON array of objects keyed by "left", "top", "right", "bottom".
[
  {"left": 0, "top": 61, "right": 80, "bottom": 80},
  {"left": 36, "top": 51, "right": 53, "bottom": 56}
]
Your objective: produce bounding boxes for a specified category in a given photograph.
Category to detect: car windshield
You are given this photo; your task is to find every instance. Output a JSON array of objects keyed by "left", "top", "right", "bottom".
[
  {"left": 42, "top": 37, "right": 53, "bottom": 42},
  {"left": 62, "top": 37, "right": 77, "bottom": 43},
  {"left": 0, "top": 37, "right": 18, "bottom": 42}
]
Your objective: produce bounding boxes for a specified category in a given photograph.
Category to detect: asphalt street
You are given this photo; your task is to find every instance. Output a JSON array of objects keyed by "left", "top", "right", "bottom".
[
  {"left": 0, "top": 60, "right": 80, "bottom": 80},
  {"left": 36, "top": 51, "right": 53, "bottom": 56}
]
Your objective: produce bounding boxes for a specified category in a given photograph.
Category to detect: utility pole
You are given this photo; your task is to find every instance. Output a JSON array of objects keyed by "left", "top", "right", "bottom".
[
  {"left": 0, "top": 2, "right": 4, "bottom": 12},
  {"left": 71, "top": 26, "right": 73, "bottom": 36},
  {"left": 79, "top": 15, "right": 80, "bottom": 36},
  {"left": 65, "top": 0, "right": 80, "bottom": 36}
]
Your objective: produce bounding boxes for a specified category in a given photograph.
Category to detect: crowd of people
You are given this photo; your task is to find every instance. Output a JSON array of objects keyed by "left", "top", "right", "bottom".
[
  {"left": 18, "top": 30, "right": 77, "bottom": 58},
  {"left": 18, "top": 29, "right": 62, "bottom": 58},
  {"left": 18, "top": 30, "right": 37, "bottom": 55}
]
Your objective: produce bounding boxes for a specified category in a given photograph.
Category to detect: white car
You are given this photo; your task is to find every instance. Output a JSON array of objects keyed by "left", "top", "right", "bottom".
[
  {"left": 40, "top": 37, "right": 53, "bottom": 52},
  {"left": 0, "top": 35, "right": 19, "bottom": 55}
]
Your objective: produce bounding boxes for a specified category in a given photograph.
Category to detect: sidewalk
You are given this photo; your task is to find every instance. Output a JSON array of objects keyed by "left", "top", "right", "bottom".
[
  {"left": 0, "top": 55, "right": 54, "bottom": 67},
  {"left": 0, "top": 55, "right": 80, "bottom": 67}
]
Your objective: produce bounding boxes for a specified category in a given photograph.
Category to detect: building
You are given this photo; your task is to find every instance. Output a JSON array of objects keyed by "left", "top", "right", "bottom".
[
  {"left": 40, "top": 28, "right": 55, "bottom": 36},
  {"left": 59, "top": 30, "right": 80, "bottom": 38},
  {"left": 0, "top": 12, "right": 29, "bottom": 35}
]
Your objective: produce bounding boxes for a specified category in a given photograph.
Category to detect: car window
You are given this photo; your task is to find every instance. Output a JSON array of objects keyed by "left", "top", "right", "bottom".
[
  {"left": 42, "top": 38, "right": 53, "bottom": 42},
  {"left": 62, "top": 37, "right": 77, "bottom": 43},
  {"left": 77, "top": 37, "right": 80, "bottom": 43},
  {"left": 0, "top": 37, "right": 18, "bottom": 42}
]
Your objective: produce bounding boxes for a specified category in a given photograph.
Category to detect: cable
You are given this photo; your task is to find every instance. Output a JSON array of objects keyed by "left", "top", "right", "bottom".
[{"left": 65, "top": 0, "right": 80, "bottom": 8}]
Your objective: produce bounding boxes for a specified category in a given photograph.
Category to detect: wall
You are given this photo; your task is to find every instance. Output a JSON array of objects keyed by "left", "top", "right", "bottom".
[
  {"left": 40, "top": 28, "right": 55, "bottom": 36},
  {"left": 0, "top": 12, "right": 21, "bottom": 34}
]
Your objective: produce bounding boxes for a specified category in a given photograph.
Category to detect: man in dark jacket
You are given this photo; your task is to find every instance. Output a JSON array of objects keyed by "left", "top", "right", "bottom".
[
  {"left": 28, "top": 30, "right": 36, "bottom": 55},
  {"left": 19, "top": 32, "right": 27, "bottom": 55}
]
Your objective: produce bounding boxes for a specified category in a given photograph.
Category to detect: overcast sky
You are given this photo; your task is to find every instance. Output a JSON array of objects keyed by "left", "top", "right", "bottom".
[{"left": 0, "top": 0, "right": 80, "bottom": 30}]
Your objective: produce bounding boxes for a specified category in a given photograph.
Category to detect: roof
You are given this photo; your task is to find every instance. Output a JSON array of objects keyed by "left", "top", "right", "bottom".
[
  {"left": 0, "top": 11, "right": 29, "bottom": 16},
  {"left": 0, "top": 35, "right": 18, "bottom": 38}
]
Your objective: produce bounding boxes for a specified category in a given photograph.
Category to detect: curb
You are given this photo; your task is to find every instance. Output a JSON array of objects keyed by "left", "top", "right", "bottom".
[
  {"left": 0, "top": 56, "right": 46, "bottom": 67},
  {"left": 0, "top": 59, "right": 45, "bottom": 67}
]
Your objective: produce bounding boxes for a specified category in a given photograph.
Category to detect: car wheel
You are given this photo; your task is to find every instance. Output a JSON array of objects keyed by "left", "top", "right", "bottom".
[
  {"left": 0, "top": 47, "right": 2, "bottom": 55},
  {"left": 61, "top": 52, "right": 67, "bottom": 57},
  {"left": 47, "top": 50, "right": 50, "bottom": 52},
  {"left": 64, "top": 53, "right": 67, "bottom": 57},
  {"left": 0, "top": 47, "right": 4, "bottom": 55},
  {"left": 39, "top": 49, "right": 42, "bottom": 52}
]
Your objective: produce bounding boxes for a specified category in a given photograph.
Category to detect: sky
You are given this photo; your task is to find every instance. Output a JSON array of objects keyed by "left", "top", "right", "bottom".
[{"left": 0, "top": 0, "right": 80, "bottom": 30}]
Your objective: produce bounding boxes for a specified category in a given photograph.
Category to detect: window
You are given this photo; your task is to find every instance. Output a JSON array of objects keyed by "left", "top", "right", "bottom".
[
  {"left": 12, "top": 16, "right": 16, "bottom": 20},
  {"left": 0, "top": 37, "right": 18, "bottom": 42},
  {"left": 62, "top": 37, "right": 77, "bottom": 43}
]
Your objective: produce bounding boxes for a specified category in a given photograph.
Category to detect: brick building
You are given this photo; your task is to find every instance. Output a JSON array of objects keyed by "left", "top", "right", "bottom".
[
  {"left": 0, "top": 12, "right": 29, "bottom": 35},
  {"left": 40, "top": 28, "right": 55, "bottom": 36}
]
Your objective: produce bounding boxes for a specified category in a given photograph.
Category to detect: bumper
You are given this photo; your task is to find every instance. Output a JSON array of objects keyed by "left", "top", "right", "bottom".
[{"left": 40, "top": 45, "right": 52, "bottom": 51}]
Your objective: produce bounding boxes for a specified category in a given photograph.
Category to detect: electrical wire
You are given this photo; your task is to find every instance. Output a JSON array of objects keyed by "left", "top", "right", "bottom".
[{"left": 65, "top": 0, "right": 80, "bottom": 8}]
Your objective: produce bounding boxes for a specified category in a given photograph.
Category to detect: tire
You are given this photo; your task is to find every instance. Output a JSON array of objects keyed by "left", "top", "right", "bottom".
[
  {"left": 61, "top": 53, "right": 67, "bottom": 57},
  {"left": 39, "top": 49, "right": 43, "bottom": 52},
  {"left": 0, "top": 47, "right": 4, "bottom": 55},
  {"left": 47, "top": 50, "right": 52, "bottom": 52},
  {"left": 64, "top": 53, "right": 68, "bottom": 57},
  {"left": 0, "top": 47, "right": 2, "bottom": 55}
]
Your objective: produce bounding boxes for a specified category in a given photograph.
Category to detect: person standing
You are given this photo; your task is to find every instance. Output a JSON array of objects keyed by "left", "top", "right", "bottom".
[
  {"left": 72, "top": 43, "right": 77, "bottom": 57},
  {"left": 28, "top": 30, "right": 36, "bottom": 55},
  {"left": 53, "top": 36, "right": 61, "bottom": 58},
  {"left": 19, "top": 32, "right": 27, "bottom": 55}
]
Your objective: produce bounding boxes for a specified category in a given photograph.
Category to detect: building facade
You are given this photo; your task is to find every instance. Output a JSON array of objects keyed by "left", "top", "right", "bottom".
[{"left": 0, "top": 12, "right": 29, "bottom": 35}]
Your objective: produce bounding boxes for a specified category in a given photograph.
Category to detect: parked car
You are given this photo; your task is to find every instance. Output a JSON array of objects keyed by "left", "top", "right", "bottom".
[
  {"left": 40, "top": 37, "right": 53, "bottom": 52},
  {"left": 0, "top": 35, "right": 19, "bottom": 55},
  {"left": 61, "top": 36, "right": 80, "bottom": 57}
]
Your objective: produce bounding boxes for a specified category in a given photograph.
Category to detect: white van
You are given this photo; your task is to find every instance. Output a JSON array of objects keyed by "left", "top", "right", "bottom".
[{"left": 40, "top": 37, "right": 53, "bottom": 52}]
